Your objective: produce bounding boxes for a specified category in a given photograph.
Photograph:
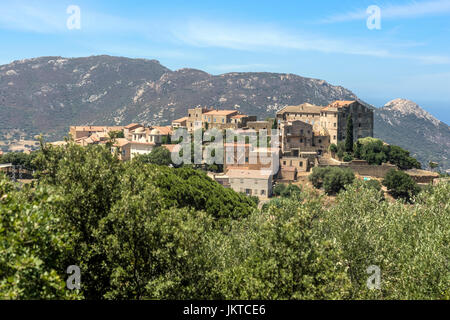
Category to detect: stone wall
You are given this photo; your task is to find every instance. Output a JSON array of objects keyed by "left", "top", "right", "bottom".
[
  {"left": 318, "top": 159, "right": 397, "bottom": 178},
  {"left": 342, "top": 161, "right": 396, "bottom": 178}
]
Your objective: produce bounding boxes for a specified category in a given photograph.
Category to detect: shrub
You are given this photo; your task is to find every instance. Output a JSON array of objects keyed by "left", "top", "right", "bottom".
[
  {"left": 382, "top": 169, "right": 420, "bottom": 202},
  {"left": 273, "top": 183, "right": 302, "bottom": 198},
  {"left": 309, "top": 167, "right": 355, "bottom": 195},
  {"left": 329, "top": 144, "right": 338, "bottom": 153},
  {"left": 364, "top": 179, "right": 382, "bottom": 191},
  {"left": 320, "top": 181, "right": 450, "bottom": 299},
  {"left": 355, "top": 138, "right": 421, "bottom": 169},
  {"left": 387, "top": 145, "right": 421, "bottom": 170},
  {"left": 273, "top": 183, "right": 287, "bottom": 196},
  {"left": 281, "top": 184, "right": 302, "bottom": 198},
  {"left": 343, "top": 153, "right": 353, "bottom": 162},
  {"left": 134, "top": 146, "right": 172, "bottom": 166},
  {"left": 345, "top": 115, "right": 354, "bottom": 152}
]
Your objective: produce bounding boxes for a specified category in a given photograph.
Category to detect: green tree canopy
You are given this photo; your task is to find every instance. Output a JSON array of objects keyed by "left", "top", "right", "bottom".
[
  {"left": 345, "top": 115, "right": 354, "bottom": 153},
  {"left": 309, "top": 166, "right": 355, "bottom": 195},
  {"left": 382, "top": 169, "right": 420, "bottom": 202}
]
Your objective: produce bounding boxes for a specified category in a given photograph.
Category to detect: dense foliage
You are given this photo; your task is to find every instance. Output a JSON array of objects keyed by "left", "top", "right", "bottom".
[
  {"left": 345, "top": 115, "right": 354, "bottom": 153},
  {"left": 0, "top": 142, "right": 448, "bottom": 300},
  {"left": 272, "top": 183, "right": 302, "bottom": 198},
  {"left": 383, "top": 169, "right": 420, "bottom": 202},
  {"left": 309, "top": 166, "right": 355, "bottom": 195},
  {"left": 355, "top": 137, "right": 421, "bottom": 170},
  {"left": 0, "top": 151, "right": 37, "bottom": 170},
  {"left": 134, "top": 146, "right": 172, "bottom": 166}
]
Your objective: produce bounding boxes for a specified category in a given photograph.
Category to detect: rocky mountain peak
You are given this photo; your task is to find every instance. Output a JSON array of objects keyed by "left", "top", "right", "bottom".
[{"left": 382, "top": 98, "right": 440, "bottom": 126}]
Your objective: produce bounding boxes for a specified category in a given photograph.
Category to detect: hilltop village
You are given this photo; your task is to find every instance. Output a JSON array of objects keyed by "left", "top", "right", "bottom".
[{"left": 45, "top": 100, "right": 440, "bottom": 199}]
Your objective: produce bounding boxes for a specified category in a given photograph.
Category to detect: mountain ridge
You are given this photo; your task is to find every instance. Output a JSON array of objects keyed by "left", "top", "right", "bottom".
[{"left": 0, "top": 55, "right": 448, "bottom": 170}]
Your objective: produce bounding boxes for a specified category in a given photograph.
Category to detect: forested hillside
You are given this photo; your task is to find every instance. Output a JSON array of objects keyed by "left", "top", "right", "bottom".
[{"left": 0, "top": 142, "right": 448, "bottom": 299}]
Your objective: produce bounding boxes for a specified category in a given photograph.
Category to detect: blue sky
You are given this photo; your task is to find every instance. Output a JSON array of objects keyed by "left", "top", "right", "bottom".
[{"left": 0, "top": 0, "right": 449, "bottom": 123}]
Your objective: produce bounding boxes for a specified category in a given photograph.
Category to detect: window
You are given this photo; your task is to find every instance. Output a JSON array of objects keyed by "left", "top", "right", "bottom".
[
  {"left": 261, "top": 190, "right": 265, "bottom": 195},
  {"left": 283, "top": 161, "right": 286, "bottom": 165},
  {"left": 334, "top": 123, "right": 336, "bottom": 127},
  {"left": 300, "top": 161, "right": 303, "bottom": 167},
  {"left": 222, "top": 118, "right": 224, "bottom": 123},
  {"left": 334, "top": 114, "right": 337, "bottom": 117},
  {"left": 214, "top": 118, "right": 216, "bottom": 122},
  {"left": 318, "top": 139, "right": 322, "bottom": 143},
  {"left": 333, "top": 135, "right": 336, "bottom": 140},
  {"left": 358, "top": 123, "right": 361, "bottom": 127}
]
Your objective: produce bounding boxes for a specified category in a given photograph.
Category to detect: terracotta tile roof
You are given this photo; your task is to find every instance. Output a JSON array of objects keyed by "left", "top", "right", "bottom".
[
  {"left": 152, "top": 126, "right": 173, "bottom": 135},
  {"left": 172, "top": 117, "right": 188, "bottom": 123},
  {"left": 231, "top": 114, "right": 248, "bottom": 119},
  {"left": 131, "top": 127, "right": 147, "bottom": 134},
  {"left": 71, "top": 126, "right": 124, "bottom": 132},
  {"left": 322, "top": 100, "right": 356, "bottom": 111},
  {"left": 277, "top": 103, "right": 322, "bottom": 115},
  {"left": 330, "top": 100, "right": 355, "bottom": 107},
  {"left": 114, "top": 138, "right": 130, "bottom": 147},
  {"left": 125, "top": 123, "right": 142, "bottom": 130},
  {"left": 204, "top": 110, "right": 238, "bottom": 116},
  {"left": 226, "top": 169, "right": 272, "bottom": 179}
]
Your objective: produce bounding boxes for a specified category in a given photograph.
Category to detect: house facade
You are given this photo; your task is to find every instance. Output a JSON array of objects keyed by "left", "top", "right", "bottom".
[{"left": 226, "top": 168, "right": 273, "bottom": 198}]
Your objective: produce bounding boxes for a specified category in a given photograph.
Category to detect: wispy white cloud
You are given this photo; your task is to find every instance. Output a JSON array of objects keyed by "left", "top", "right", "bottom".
[
  {"left": 0, "top": 2, "right": 159, "bottom": 36},
  {"left": 170, "top": 19, "right": 450, "bottom": 64},
  {"left": 1, "top": 2, "right": 448, "bottom": 65},
  {"left": 321, "top": 0, "right": 450, "bottom": 23},
  {"left": 171, "top": 19, "right": 391, "bottom": 57},
  {"left": 0, "top": 2, "right": 65, "bottom": 33}
]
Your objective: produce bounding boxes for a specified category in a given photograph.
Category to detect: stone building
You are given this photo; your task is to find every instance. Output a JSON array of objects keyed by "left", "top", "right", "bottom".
[
  {"left": 69, "top": 125, "right": 124, "bottom": 140},
  {"left": 277, "top": 100, "right": 374, "bottom": 146},
  {"left": 320, "top": 100, "right": 373, "bottom": 145},
  {"left": 171, "top": 117, "right": 188, "bottom": 129},
  {"left": 226, "top": 168, "right": 273, "bottom": 198},
  {"left": 279, "top": 120, "right": 314, "bottom": 156},
  {"left": 184, "top": 107, "right": 256, "bottom": 132},
  {"left": 247, "top": 120, "right": 272, "bottom": 135}
]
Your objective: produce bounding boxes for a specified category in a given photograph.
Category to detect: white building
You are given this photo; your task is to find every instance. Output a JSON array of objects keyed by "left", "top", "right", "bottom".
[{"left": 226, "top": 169, "right": 273, "bottom": 198}]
